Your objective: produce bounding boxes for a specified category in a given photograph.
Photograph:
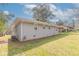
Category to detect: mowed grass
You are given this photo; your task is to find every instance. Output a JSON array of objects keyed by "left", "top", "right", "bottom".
[
  {"left": 0, "top": 31, "right": 79, "bottom": 56},
  {"left": 0, "top": 35, "right": 10, "bottom": 56},
  {"left": 0, "top": 44, "right": 8, "bottom": 56},
  {"left": 8, "top": 31, "right": 79, "bottom": 56}
]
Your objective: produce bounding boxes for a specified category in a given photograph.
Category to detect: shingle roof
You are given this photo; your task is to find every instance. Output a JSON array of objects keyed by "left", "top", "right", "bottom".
[{"left": 11, "top": 17, "right": 64, "bottom": 28}]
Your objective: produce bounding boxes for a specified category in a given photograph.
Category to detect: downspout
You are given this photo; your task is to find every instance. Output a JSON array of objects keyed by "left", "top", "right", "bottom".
[{"left": 20, "top": 23, "right": 23, "bottom": 41}]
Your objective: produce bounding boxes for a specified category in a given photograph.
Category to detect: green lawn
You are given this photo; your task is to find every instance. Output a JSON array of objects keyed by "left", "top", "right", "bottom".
[{"left": 0, "top": 31, "right": 79, "bottom": 56}]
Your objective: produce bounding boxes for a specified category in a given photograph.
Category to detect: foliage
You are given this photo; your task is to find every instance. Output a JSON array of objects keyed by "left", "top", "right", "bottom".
[
  {"left": 56, "top": 19, "right": 64, "bottom": 26},
  {"left": 32, "top": 4, "right": 55, "bottom": 22},
  {"left": 0, "top": 11, "right": 14, "bottom": 33},
  {"left": 1, "top": 31, "right": 79, "bottom": 56}
]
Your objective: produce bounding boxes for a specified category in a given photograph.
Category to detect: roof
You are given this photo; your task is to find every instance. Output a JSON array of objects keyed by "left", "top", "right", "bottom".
[{"left": 11, "top": 17, "right": 65, "bottom": 29}]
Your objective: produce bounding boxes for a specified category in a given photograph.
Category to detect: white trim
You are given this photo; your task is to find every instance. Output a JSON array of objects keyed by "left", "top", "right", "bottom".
[{"left": 20, "top": 23, "right": 23, "bottom": 41}]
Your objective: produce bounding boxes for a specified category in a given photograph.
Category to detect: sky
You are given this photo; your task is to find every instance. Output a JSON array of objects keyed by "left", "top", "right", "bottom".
[{"left": 0, "top": 3, "right": 79, "bottom": 23}]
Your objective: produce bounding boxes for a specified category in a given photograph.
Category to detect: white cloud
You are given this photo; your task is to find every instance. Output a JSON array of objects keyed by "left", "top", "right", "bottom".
[
  {"left": 23, "top": 4, "right": 68, "bottom": 21},
  {"left": 23, "top": 4, "right": 37, "bottom": 16},
  {"left": 23, "top": 4, "right": 75, "bottom": 22},
  {"left": 74, "top": 3, "right": 79, "bottom": 8},
  {"left": 23, "top": 4, "right": 57, "bottom": 14},
  {"left": 46, "top": 4, "right": 66, "bottom": 20},
  {"left": 22, "top": 4, "right": 78, "bottom": 27},
  {"left": 52, "top": 9, "right": 64, "bottom": 20},
  {"left": 52, "top": 8, "right": 76, "bottom": 26},
  {"left": 50, "top": 4, "right": 57, "bottom": 10},
  {"left": 3, "top": 11, "right": 9, "bottom": 15},
  {"left": 24, "top": 4, "right": 36, "bottom": 9},
  {"left": 63, "top": 9, "right": 73, "bottom": 17}
]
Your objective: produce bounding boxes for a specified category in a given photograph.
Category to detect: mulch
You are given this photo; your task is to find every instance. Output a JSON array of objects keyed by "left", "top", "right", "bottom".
[
  {"left": 0, "top": 37, "right": 8, "bottom": 44},
  {"left": 0, "top": 41, "right": 8, "bottom": 44}
]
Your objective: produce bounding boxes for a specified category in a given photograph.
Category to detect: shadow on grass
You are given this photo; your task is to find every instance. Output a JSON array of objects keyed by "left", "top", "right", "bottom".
[{"left": 8, "top": 33, "right": 70, "bottom": 56}]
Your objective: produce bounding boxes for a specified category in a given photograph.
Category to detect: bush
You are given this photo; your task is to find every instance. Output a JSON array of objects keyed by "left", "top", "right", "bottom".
[
  {"left": 0, "top": 32, "right": 3, "bottom": 37},
  {"left": 11, "top": 36, "right": 17, "bottom": 41}
]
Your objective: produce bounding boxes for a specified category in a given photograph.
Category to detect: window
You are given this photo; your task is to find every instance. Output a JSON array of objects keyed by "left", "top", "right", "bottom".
[
  {"left": 23, "top": 36, "right": 26, "bottom": 40},
  {"left": 43, "top": 27, "right": 45, "bottom": 29},
  {"left": 33, "top": 35, "right": 36, "bottom": 37},
  {"left": 37, "top": 19, "right": 39, "bottom": 21},
  {"left": 56, "top": 28, "right": 58, "bottom": 31},
  {"left": 49, "top": 27, "right": 51, "bottom": 29},
  {"left": 34, "top": 27, "right": 37, "bottom": 30}
]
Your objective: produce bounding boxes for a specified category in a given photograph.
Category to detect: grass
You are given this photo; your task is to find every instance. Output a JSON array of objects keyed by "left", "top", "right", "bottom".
[
  {"left": 0, "top": 31, "right": 79, "bottom": 56},
  {"left": 0, "top": 35, "right": 11, "bottom": 56}
]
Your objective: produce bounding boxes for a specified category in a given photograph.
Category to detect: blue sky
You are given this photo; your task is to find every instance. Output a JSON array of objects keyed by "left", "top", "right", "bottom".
[
  {"left": 0, "top": 3, "right": 79, "bottom": 22},
  {"left": 55, "top": 3, "right": 75, "bottom": 10},
  {"left": 0, "top": 4, "right": 31, "bottom": 18}
]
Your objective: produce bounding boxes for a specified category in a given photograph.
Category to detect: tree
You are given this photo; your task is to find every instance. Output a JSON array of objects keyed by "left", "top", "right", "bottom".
[
  {"left": 32, "top": 4, "right": 55, "bottom": 22},
  {"left": 56, "top": 19, "right": 64, "bottom": 26},
  {"left": 0, "top": 11, "right": 14, "bottom": 35}
]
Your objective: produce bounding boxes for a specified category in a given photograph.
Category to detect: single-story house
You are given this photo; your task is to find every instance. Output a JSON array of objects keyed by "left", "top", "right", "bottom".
[
  {"left": 63, "top": 26, "right": 74, "bottom": 32},
  {"left": 73, "top": 17, "right": 79, "bottom": 30},
  {"left": 7, "top": 18, "right": 64, "bottom": 41}
]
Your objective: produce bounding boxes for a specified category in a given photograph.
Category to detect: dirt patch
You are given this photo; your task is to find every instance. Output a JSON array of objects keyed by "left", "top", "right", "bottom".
[
  {"left": 0, "top": 41, "right": 8, "bottom": 44},
  {"left": 0, "top": 37, "right": 8, "bottom": 44}
]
